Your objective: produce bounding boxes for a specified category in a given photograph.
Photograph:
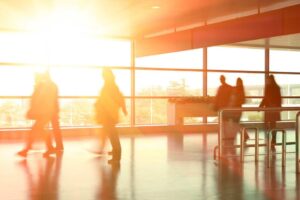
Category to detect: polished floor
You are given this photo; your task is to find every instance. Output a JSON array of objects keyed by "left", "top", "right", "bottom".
[{"left": 0, "top": 132, "right": 300, "bottom": 200}]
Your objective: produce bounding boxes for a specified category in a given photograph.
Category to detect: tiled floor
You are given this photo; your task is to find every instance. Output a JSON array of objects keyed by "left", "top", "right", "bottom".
[{"left": 0, "top": 132, "right": 299, "bottom": 200}]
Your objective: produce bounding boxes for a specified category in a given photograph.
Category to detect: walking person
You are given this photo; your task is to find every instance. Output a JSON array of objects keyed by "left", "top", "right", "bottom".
[
  {"left": 214, "top": 75, "right": 233, "bottom": 155},
  {"left": 95, "top": 68, "right": 127, "bottom": 164},
  {"left": 44, "top": 72, "right": 64, "bottom": 151},
  {"left": 18, "top": 72, "right": 57, "bottom": 157},
  {"left": 228, "top": 77, "right": 249, "bottom": 143},
  {"left": 259, "top": 74, "right": 282, "bottom": 151}
]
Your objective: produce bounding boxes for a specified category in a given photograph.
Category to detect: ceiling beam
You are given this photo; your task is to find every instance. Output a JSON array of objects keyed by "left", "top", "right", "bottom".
[{"left": 135, "top": 4, "right": 300, "bottom": 57}]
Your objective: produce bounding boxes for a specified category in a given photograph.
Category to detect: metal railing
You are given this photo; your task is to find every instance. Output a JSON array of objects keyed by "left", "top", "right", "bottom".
[
  {"left": 296, "top": 111, "right": 300, "bottom": 173},
  {"left": 217, "top": 107, "right": 300, "bottom": 162}
]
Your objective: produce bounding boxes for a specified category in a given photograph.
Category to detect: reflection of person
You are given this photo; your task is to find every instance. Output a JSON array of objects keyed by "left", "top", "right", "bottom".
[
  {"left": 45, "top": 72, "right": 64, "bottom": 151},
  {"left": 95, "top": 68, "right": 127, "bottom": 164},
  {"left": 17, "top": 153, "right": 63, "bottom": 200},
  {"left": 259, "top": 75, "right": 282, "bottom": 151},
  {"left": 95, "top": 163, "right": 120, "bottom": 200},
  {"left": 18, "top": 72, "right": 57, "bottom": 157}
]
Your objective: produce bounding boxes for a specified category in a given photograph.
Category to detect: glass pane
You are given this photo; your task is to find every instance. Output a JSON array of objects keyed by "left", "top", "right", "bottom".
[
  {"left": 0, "top": 66, "right": 35, "bottom": 96},
  {"left": 136, "top": 70, "right": 202, "bottom": 96},
  {"left": 60, "top": 98, "right": 130, "bottom": 127},
  {"left": 270, "top": 49, "right": 300, "bottom": 72},
  {"left": 0, "top": 98, "right": 131, "bottom": 128},
  {"left": 50, "top": 68, "right": 131, "bottom": 96},
  {"left": 207, "top": 72, "right": 265, "bottom": 97},
  {"left": 208, "top": 46, "right": 264, "bottom": 71},
  {"left": 0, "top": 32, "right": 131, "bottom": 66},
  {"left": 135, "top": 49, "right": 203, "bottom": 69},
  {"left": 269, "top": 74, "right": 299, "bottom": 96},
  {"left": 0, "top": 98, "right": 31, "bottom": 128},
  {"left": 0, "top": 67, "right": 130, "bottom": 97},
  {"left": 135, "top": 99, "right": 167, "bottom": 125}
]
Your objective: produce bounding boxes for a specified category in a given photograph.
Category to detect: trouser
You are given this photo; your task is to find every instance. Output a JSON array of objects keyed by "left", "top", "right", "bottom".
[
  {"left": 265, "top": 121, "right": 277, "bottom": 144},
  {"left": 51, "top": 115, "right": 64, "bottom": 149},
  {"left": 25, "top": 118, "right": 53, "bottom": 151},
  {"left": 103, "top": 124, "right": 121, "bottom": 161}
]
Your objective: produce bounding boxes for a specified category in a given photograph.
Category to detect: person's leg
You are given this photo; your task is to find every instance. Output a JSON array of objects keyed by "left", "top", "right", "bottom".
[
  {"left": 41, "top": 119, "right": 56, "bottom": 156},
  {"left": 99, "top": 128, "right": 108, "bottom": 153},
  {"left": 17, "top": 121, "right": 38, "bottom": 156},
  {"left": 105, "top": 124, "right": 121, "bottom": 162},
  {"left": 51, "top": 115, "right": 64, "bottom": 150},
  {"left": 18, "top": 119, "right": 51, "bottom": 156},
  {"left": 270, "top": 121, "right": 277, "bottom": 150}
]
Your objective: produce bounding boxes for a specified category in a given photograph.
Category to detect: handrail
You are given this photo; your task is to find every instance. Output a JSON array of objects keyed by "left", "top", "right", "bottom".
[
  {"left": 240, "top": 127, "right": 259, "bottom": 163},
  {"left": 218, "top": 106, "right": 300, "bottom": 159},
  {"left": 296, "top": 111, "right": 300, "bottom": 173}
]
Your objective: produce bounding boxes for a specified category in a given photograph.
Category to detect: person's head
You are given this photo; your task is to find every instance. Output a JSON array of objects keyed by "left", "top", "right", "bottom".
[
  {"left": 236, "top": 77, "right": 243, "bottom": 87},
  {"left": 220, "top": 75, "right": 226, "bottom": 84},
  {"left": 266, "top": 74, "right": 276, "bottom": 85},
  {"left": 43, "top": 70, "right": 51, "bottom": 81},
  {"left": 102, "top": 68, "right": 115, "bottom": 82},
  {"left": 34, "top": 72, "right": 43, "bottom": 85}
]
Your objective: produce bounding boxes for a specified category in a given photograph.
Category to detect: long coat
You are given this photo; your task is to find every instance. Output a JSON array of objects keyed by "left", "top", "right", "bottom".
[
  {"left": 95, "top": 82, "right": 125, "bottom": 125},
  {"left": 259, "top": 82, "right": 282, "bottom": 123},
  {"left": 27, "top": 81, "right": 57, "bottom": 122}
]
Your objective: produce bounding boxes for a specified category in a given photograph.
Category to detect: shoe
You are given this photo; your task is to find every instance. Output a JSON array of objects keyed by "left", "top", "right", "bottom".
[
  {"left": 108, "top": 158, "right": 120, "bottom": 164},
  {"left": 17, "top": 149, "right": 28, "bottom": 157},
  {"left": 43, "top": 149, "right": 56, "bottom": 157}
]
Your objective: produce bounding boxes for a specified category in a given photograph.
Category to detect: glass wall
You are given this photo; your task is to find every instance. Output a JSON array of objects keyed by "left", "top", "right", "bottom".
[
  {"left": 270, "top": 48, "right": 300, "bottom": 120},
  {"left": 0, "top": 31, "right": 300, "bottom": 128},
  {"left": 208, "top": 46, "right": 264, "bottom": 71},
  {"left": 0, "top": 32, "right": 131, "bottom": 128},
  {"left": 135, "top": 49, "right": 203, "bottom": 125}
]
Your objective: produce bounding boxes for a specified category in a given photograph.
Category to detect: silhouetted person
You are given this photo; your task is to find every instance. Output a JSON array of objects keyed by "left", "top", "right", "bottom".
[
  {"left": 18, "top": 72, "right": 57, "bottom": 157},
  {"left": 44, "top": 72, "right": 64, "bottom": 151},
  {"left": 228, "top": 77, "right": 249, "bottom": 142},
  {"left": 214, "top": 75, "right": 233, "bottom": 113},
  {"left": 259, "top": 74, "right": 282, "bottom": 151},
  {"left": 95, "top": 68, "right": 127, "bottom": 164},
  {"left": 214, "top": 75, "right": 233, "bottom": 154}
]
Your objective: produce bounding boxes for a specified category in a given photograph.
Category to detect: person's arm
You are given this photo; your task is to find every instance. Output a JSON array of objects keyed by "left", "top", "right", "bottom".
[
  {"left": 121, "top": 97, "right": 127, "bottom": 116},
  {"left": 259, "top": 98, "right": 265, "bottom": 108},
  {"left": 118, "top": 90, "right": 127, "bottom": 116}
]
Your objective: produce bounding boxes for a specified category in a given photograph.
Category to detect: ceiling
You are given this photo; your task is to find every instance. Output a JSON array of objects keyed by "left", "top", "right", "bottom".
[{"left": 0, "top": 0, "right": 299, "bottom": 38}]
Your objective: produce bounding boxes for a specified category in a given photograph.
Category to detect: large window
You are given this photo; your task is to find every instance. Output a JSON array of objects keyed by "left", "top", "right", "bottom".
[
  {"left": 135, "top": 70, "right": 202, "bottom": 97},
  {"left": 270, "top": 49, "right": 300, "bottom": 72},
  {"left": 135, "top": 49, "right": 203, "bottom": 69},
  {"left": 0, "top": 32, "right": 131, "bottom": 66},
  {"left": 207, "top": 72, "right": 265, "bottom": 99},
  {"left": 208, "top": 46, "right": 264, "bottom": 71},
  {"left": 0, "top": 32, "right": 131, "bottom": 128},
  {"left": 1, "top": 31, "right": 300, "bottom": 128}
]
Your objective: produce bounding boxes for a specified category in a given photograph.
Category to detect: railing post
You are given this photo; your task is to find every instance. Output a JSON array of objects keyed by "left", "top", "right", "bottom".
[
  {"left": 254, "top": 128, "right": 259, "bottom": 162},
  {"left": 267, "top": 129, "right": 272, "bottom": 168},
  {"left": 240, "top": 128, "right": 245, "bottom": 163},
  {"left": 296, "top": 112, "right": 300, "bottom": 173},
  {"left": 218, "top": 110, "right": 223, "bottom": 159},
  {"left": 282, "top": 130, "right": 286, "bottom": 167}
]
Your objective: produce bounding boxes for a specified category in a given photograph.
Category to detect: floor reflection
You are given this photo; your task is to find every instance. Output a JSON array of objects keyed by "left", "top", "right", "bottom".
[
  {"left": 0, "top": 133, "right": 300, "bottom": 200},
  {"left": 93, "top": 158, "right": 120, "bottom": 200},
  {"left": 17, "top": 153, "right": 63, "bottom": 200}
]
